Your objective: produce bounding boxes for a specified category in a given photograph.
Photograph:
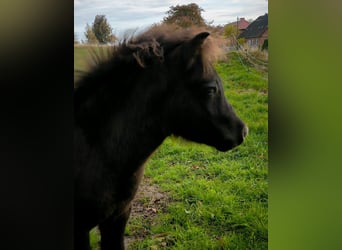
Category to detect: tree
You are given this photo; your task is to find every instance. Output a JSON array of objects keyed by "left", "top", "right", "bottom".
[
  {"left": 223, "top": 24, "right": 239, "bottom": 46},
  {"left": 93, "top": 15, "right": 114, "bottom": 44},
  {"left": 163, "top": 3, "right": 206, "bottom": 28},
  {"left": 223, "top": 24, "right": 239, "bottom": 48},
  {"left": 84, "top": 23, "right": 98, "bottom": 44},
  {"left": 223, "top": 24, "right": 238, "bottom": 39},
  {"left": 84, "top": 15, "right": 116, "bottom": 44}
]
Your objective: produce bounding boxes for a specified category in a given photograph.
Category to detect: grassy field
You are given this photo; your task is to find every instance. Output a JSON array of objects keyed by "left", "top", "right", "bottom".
[{"left": 74, "top": 47, "right": 268, "bottom": 249}]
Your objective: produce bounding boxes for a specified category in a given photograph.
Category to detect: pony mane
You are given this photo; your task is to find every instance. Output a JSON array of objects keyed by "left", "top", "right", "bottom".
[
  {"left": 75, "top": 24, "right": 226, "bottom": 88},
  {"left": 133, "top": 24, "right": 226, "bottom": 67}
]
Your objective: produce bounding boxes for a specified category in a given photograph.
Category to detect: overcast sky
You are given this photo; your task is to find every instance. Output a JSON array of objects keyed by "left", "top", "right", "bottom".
[{"left": 75, "top": 0, "right": 268, "bottom": 41}]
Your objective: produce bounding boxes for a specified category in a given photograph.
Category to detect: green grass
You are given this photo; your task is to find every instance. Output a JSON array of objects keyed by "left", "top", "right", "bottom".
[
  {"left": 74, "top": 46, "right": 106, "bottom": 83},
  {"left": 75, "top": 47, "right": 268, "bottom": 249},
  {"left": 74, "top": 46, "right": 93, "bottom": 71}
]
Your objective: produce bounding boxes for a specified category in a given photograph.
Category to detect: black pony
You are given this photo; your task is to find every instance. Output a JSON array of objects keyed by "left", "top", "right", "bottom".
[{"left": 74, "top": 26, "right": 248, "bottom": 250}]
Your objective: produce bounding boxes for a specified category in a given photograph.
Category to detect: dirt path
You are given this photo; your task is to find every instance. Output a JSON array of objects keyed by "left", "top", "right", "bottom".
[
  {"left": 125, "top": 176, "right": 170, "bottom": 248},
  {"left": 90, "top": 177, "right": 169, "bottom": 249}
]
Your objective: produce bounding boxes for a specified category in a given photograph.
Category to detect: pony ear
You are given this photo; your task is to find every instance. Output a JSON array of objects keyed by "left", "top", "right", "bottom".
[
  {"left": 184, "top": 32, "right": 210, "bottom": 69},
  {"left": 190, "top": 32, "right": 210, "bottom": 49}
]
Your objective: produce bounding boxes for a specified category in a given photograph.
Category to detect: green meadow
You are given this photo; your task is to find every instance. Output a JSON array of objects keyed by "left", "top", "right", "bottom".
[{"left": 75, "top": 47, "right": 268, "bottom": 249}]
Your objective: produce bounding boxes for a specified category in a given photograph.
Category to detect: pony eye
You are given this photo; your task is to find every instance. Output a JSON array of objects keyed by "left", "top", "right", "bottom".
[{"left": 206, "top": 86, "right": 217, "bottom": 95}]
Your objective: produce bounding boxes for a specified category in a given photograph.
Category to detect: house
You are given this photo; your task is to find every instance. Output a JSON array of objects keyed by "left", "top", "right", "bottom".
[
  {"left": 238, "top": 13, "right": 268, "bottom": 48},
  {"left": 225, "top": 17, "right": 250, "bottom": 34},
  {"left": 236, "top": 17, "right": 250, "bottom": 32}
]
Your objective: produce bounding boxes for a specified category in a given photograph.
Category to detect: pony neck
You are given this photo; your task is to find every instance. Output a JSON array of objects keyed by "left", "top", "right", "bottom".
[{"left": 75, "top": 67, "right": 169, "bottom": 173}]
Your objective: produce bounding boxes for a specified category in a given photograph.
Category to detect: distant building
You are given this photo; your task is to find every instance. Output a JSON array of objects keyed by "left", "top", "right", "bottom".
[
  {"left": 236, "top": 17, "right": 250, "bottom": 32},
  {"left": 238, "top": 14, "right": 268, "bottom": 48},
  {"left": 225, "top": 17, "right": 250, "bottom": 34}
]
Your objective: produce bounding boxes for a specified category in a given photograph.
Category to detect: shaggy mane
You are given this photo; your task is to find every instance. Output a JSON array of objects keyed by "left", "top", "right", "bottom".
[
  {"left": 130, "top": 24, "right": 226, "bottom": 67},
  {"left": 75, "top": 24, "right": 226, "bottom": 87}
]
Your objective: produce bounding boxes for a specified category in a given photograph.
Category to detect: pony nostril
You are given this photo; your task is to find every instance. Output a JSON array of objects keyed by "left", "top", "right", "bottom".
[{"left": 242, "top": 125, "right": 249, "bottom": 139}]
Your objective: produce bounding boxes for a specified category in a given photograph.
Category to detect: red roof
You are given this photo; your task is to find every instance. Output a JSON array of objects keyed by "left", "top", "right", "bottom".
[
  {"left": 238, "top": 18, "right": 250, "bottom": 30},
  {"left": 226, "top": 17, "right": 250, "bottom": 31}
]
